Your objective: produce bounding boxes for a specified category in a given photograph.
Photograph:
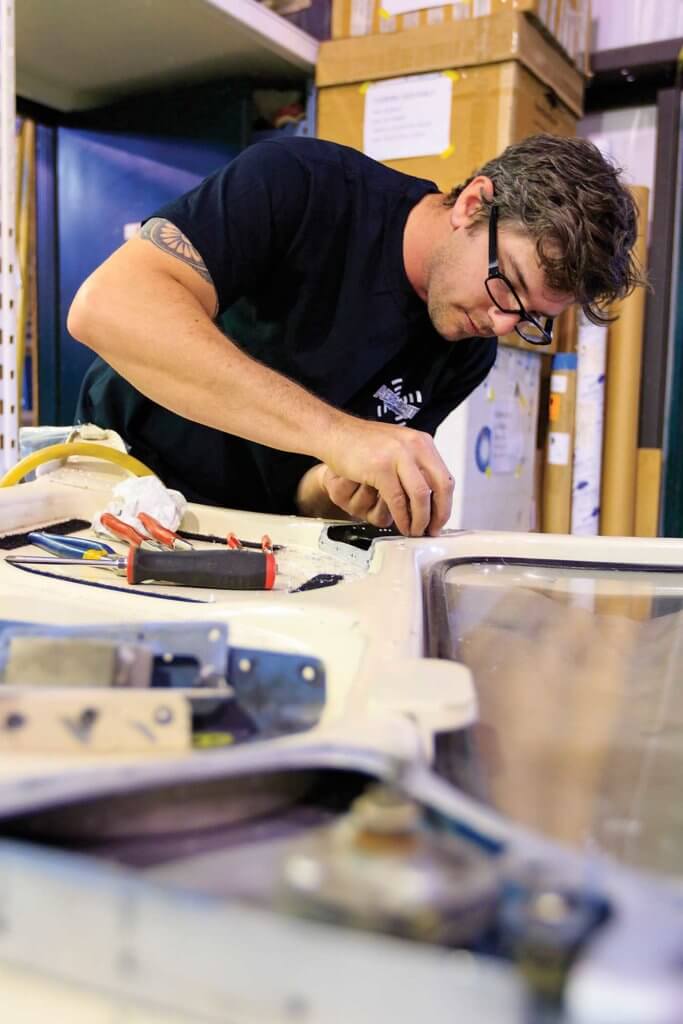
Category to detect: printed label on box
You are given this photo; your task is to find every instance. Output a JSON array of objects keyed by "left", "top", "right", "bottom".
[
  {"left": 548, "top": 431, "right": 571, "bottom": 466},
  {"left": 490, "top": 397, "right": 524, "bottom": 474},
  {"left": 363, "top": 74, "right": 452, "bottom": 161}
]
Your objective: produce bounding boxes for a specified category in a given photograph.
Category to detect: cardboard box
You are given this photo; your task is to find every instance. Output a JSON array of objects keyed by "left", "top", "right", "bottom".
[
  {"left": 435, "top": 345, "right": 542, "bottom": 530},
  {"left": 317, "top": 62, "right": 578, "bottom": 190},
  {"left": 331, "top": 0, "right": 590, "bottom": 74},
  {"left": 317, "top": 11, "right": 584, "bottom": 116},
  {"left": 317, "top": 13, "right": 581, "bottom": 351}
]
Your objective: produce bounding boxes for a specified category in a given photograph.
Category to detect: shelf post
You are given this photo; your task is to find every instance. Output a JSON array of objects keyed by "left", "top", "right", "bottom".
[{"left": 0, "top": 0, "right": 18, "bottom": 471}]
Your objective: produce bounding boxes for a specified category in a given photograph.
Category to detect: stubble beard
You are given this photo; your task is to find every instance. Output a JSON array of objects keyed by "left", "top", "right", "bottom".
[{"left": 425, "top": 243, "right": 467, "bottom": 342}]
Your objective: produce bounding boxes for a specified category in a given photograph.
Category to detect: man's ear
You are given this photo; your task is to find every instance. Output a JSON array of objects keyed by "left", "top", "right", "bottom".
[{"left": 449, "top": 175, "right": 494, "bottom": 230}]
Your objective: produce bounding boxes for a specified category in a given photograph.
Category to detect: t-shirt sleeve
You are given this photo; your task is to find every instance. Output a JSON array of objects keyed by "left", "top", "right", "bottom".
[
  {"left": 148, "top": 141, "right": 311, "bottom": 314},
  {"left": 410, "top": 337, "right": 497, "bottom": 436}
]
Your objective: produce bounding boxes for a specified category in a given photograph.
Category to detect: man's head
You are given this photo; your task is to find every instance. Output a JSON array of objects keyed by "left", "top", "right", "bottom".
[{"left": 409, "top": 133, "right": 644, "bottom": 344}]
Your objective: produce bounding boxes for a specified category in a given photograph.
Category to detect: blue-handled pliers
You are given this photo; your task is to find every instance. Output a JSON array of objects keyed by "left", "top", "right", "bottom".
[{"left": 27, "top": 531, "right": 115, "bottom": 558}]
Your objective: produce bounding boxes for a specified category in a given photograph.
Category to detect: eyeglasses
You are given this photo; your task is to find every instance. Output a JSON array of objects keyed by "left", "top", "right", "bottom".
[{"left": 485, "top": 204, "right": 554, "bottom": 346}]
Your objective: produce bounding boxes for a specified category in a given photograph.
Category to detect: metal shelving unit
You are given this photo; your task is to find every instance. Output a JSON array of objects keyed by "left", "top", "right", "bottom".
[
  {"left": 4, "top": 0, "right": 319, "bottom": 450},
  {"left": 0, "top": 0, "right": 18, "bottom": 473},
  {"left": 17, "top": 0, "right": 318, "bottom": 112}
]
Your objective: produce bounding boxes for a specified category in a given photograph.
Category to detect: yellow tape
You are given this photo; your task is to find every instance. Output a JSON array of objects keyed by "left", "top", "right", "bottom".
[
  {"left": 485, "top": 466, "right": 492, "bottom": 478},
  {"left": 193, "top": 732, "right": 235, "bottom": 749},
  {"left": 440, "top": 144, "right": 455, "bottom": 160},
  {"left": 379, "top": 6, "right": 391, "bottom": 18},
  {"left": 359, "top": 81, "right": 370, "bottom": 95},
  {"left": 442, "top": 70, "right": 460, "bottom": 81}
]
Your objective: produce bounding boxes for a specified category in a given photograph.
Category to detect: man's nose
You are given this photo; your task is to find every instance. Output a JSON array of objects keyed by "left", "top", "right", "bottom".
[{"left": 489, "top": 306, "right": 521, "bottom": 337}]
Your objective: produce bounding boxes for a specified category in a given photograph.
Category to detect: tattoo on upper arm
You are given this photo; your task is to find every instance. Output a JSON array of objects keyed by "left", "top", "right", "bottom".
[{"left": 139, "top": 218, "right": 214, "bottom": 288}]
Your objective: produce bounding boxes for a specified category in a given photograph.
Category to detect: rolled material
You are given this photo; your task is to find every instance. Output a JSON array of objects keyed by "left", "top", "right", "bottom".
[
  {"left": 600, "top": 185, "right": 649, "bottom": 536},
  {"left": 635, "top": 447, "right": 663, "bottom": 538},
  {"left": 571, "top": 316, "right": 608, "bottom": 535},
  {"left": 542, "top": 353, "right": 578, "bottom": 534}
]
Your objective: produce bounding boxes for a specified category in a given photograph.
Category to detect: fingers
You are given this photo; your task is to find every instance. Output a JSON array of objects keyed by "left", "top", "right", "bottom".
[
  {"left": 365, "top": 493, "right": 393, "bottom": 528},
  {"left": 324, "top": 423, "right": 454, "bottom": 537},
  {"left": 394, "top": 459, "right": 433, "bottom": 536},
  {"left": 324, "top": 472, "right": 393, "bottom": 527},
  {"left": 424, "top": 466, "right": 455, "bottom": 536},
  {"left": 377, "top": 447, "right": 454, "bottom": 537}
]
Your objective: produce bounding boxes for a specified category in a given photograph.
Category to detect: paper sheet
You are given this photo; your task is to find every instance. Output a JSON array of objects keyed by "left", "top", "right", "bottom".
[
  {"left": 363, "top": 74, "right": 452, "bottom": 161},
  {"left": 490, "top": 397, "right": 525, "bottom": 474}
]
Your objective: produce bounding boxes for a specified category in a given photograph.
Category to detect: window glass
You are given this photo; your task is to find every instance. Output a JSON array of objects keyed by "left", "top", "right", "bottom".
[{"left": 442, "top": 561, "right": 683, "bottom": 879}]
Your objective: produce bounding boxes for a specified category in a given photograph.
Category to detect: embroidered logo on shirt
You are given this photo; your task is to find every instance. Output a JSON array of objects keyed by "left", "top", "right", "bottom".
[{"left": 374, "top": 379, "right": 422, "bottom": 425}]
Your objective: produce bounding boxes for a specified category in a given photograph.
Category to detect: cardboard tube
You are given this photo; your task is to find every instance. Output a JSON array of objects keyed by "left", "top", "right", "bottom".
[
  {"left": 600, "top": 185, "right": 649, "bottom": 536},
  {"left": 572, "top": 316, "right": 607, "bottom": 535},
  {"left": 635, "top": 447, "right": 663, "bottom": 538},
  {"left": 543, "top": 353, "right": 577, "bottom": 533}
]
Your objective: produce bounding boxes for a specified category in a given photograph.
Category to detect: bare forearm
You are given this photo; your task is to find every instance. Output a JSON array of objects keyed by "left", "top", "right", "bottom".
[{"left": 68, "top": 253, "right": 343, "bottom": 460}]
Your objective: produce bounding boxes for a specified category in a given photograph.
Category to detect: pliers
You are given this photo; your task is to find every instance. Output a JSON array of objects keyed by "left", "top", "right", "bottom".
[
  {"left": 137, "top": 512, "right": 193, "bottom": 550},
  {"left": 28, "top": 531, "right": 115, "bottom": 559},
  {"left": 100, "top": 512, "right": 192, "bottom": 551},
  {"left": 228, "top": 531, "right": 273, "bottom": 554},
  {"left": 100, "top": 513, "right": 163, "bottom": 549}
]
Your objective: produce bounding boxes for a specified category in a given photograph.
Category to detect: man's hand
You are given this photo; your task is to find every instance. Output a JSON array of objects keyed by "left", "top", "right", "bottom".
[
  {"left": 317, "top": 419, "right": 455, "bottom": 537},
  {"left": 296, "top": 463, "right": 393, "bottom": 527}
]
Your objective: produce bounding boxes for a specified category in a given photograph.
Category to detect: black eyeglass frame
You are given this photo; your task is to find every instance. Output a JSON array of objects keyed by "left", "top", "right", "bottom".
[{"left": 485, "top": 204, "right": 554, "bottom": 346}]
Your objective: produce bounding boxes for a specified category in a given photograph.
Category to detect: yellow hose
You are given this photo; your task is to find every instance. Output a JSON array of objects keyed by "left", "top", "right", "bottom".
[{"left": 0, "top": 442, "right": 154, "bottom": 487}]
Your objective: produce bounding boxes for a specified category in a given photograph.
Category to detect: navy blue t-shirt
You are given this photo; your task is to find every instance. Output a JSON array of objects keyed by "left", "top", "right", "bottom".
[{"left": 77, "top": 138, "right": 497, "bottom": 513}]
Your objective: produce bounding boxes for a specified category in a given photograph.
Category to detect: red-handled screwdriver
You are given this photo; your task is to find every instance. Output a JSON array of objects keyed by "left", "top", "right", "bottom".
[{"left": 6, "top": 547, "right": 277, "bottom": 591}]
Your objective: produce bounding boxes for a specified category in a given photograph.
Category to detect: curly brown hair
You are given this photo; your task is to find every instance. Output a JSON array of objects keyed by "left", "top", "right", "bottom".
[{"left": 444, "top": 134, "right": 647, "bottom": 325}]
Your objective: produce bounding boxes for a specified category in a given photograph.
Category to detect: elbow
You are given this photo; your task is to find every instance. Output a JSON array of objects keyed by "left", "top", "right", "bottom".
[{"left": 67, "top": 277, "right": 107, "bottom": 353}]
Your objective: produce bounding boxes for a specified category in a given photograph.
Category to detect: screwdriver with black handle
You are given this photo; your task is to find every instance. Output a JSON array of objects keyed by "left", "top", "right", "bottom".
[{"left": 6, "top": 546, "right": 276, "bottom": 591}]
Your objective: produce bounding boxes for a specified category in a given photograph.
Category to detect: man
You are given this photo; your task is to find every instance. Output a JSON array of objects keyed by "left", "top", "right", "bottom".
[{"left": 69, "top": 133, "right": 641, "bottom": 536}]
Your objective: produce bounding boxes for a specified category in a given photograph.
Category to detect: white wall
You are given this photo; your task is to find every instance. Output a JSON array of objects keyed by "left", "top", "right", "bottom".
[
  {"left": 579, "top": 106, "right": 658, "bottom": 240},
  {"left": 591, "top": 0, "right": 683, "bottom": 52}
]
